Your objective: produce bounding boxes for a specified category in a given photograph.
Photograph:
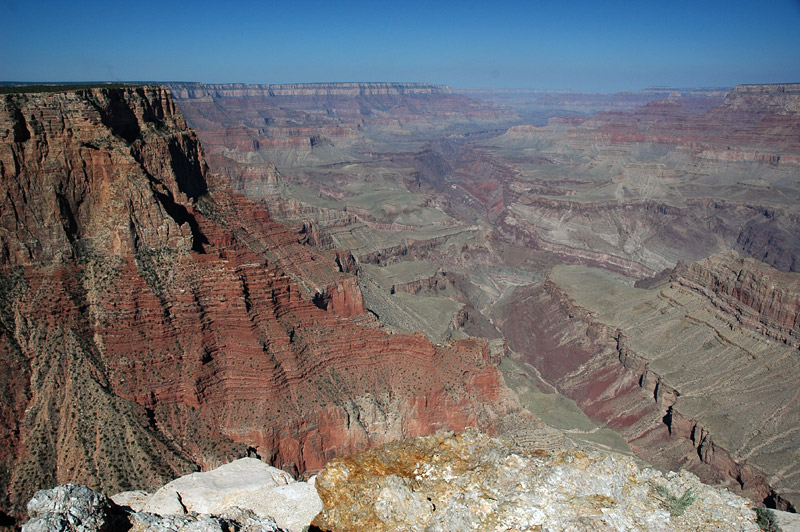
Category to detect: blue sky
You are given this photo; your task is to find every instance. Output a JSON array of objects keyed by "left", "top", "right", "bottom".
[{"left": 2, "top": 0, "right": 799, "bottom": 92}]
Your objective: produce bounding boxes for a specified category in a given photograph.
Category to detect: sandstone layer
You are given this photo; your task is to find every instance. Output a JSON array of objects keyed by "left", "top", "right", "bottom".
[{"left": 0, "top": 87, "right": 518, "bottom": 524}]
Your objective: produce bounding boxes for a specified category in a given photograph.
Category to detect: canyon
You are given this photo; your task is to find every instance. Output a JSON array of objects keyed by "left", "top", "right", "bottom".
[
  {"left": 0, "top": 87, "right": 518, "bottom": 525},
  {"left": 1, "top": 80, "right": 798, "bottom": 528},
  {"left": 166, "top": 81, "right": 800, "bottom": 512}
]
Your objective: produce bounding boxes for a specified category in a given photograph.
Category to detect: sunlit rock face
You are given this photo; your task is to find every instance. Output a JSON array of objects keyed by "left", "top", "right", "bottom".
[{"left": 312, "top": 429, "right": 761, "bottom": 532}]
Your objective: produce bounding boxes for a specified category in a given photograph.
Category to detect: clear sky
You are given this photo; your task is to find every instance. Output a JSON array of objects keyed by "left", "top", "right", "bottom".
[{"left": 2, "top": 0, "right": 799, "bottom": 92}]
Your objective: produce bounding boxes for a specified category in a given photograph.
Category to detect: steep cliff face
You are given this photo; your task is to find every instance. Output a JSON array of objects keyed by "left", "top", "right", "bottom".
[
  {"left": 677, "top": 251, "right": 800, "bottom": 347},
  {"left": 0, "top": 86, "right": 204, "bottom": 265},
  {"left": 0, "top": 87, "right": 517, "bottom": 522}
]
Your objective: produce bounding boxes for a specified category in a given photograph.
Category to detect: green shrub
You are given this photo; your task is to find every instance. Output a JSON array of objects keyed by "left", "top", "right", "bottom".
[
  {"left": 653, "top": 484, "right": 697, "bottom": 517},
  {"left": 756, "top": 507, "right": 778, "bottom": 532}
]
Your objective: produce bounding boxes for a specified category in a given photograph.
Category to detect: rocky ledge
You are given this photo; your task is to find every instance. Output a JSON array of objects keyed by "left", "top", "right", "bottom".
[
  {"left": 312, "top": 428, "right": 767, "bottom": 532},
  {"left": 25, "top": 430, "right": 797, "bottom": 532},
  {"left": 22, "top": 458, "right": 322, "bottom": 532}
]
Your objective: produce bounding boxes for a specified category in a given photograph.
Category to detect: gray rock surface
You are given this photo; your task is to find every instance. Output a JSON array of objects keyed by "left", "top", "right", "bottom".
[
  {"left": 222, "top": 480, "right": 322, "bottom": 532},
  {"left": 127, "top": 509, "right": 283, "bottom": 532},
  {"left": 23, "top": 484, "right": 114, "bottom": 532},
  {"left": 774, "top": 509, "right": 800, "bottom": 532},
  {"left": 139, "top": 457, "right": 320, "bottom": 531},
  {"left": 110, "top": 490, "right": 151, "bottom": 512},
  {"left": 142, "top": 458, "right": 293, "bottom": 515}
]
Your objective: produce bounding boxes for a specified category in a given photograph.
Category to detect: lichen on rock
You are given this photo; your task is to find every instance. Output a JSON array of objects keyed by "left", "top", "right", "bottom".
[{"left": 312, "top": 428, "right": 762, "bottom": 532}]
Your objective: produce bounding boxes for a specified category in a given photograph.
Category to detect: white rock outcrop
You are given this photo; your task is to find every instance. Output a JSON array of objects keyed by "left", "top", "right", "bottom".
[
  {"left": 139, "top": 458, "right": 321, "bottom": 532},
  {"left": 21, "top": 458, "right": 322, "bottom": 532}
]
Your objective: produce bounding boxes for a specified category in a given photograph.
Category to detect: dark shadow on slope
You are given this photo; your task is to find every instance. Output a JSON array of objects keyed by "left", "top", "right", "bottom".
[
  {"left": 168, "top": 138, "right": 208, "bottom": 201},
  {"left": 88, "top": 89, "right": 142, "bottom": 143}
]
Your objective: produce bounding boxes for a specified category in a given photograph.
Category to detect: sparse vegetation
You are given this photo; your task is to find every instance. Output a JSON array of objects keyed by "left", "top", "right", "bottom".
[
  {"left": 0, "top": 266, "right": 26, "bottom": 330},
  {"left": 652, "top": 483, "right": 697, "bottom": 517},
  {"left": 195, "top": 193, "right": 222, "bottom": 222},
  {"left": 756, "top": 507, "right": 778, "bottom": 532},
  {"left": 134, "top": 247, "right": 179, "bottom": 294}
]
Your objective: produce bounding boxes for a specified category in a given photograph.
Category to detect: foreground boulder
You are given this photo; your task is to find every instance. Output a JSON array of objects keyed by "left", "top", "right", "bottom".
[
  {"left": 23, "top": 485, "right": 115, "bottom": 532},
  {"left": 137, "top": 458, "right": 321, "bottom": 532},
  {"left": 21, "top": 458, "right": 322, "bottom": 532},
  {"left": 312, "top": 428, "right": 763, "bottom": 532}
]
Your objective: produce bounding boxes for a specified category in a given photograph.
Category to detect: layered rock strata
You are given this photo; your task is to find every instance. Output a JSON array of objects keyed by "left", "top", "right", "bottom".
[
  {"left": 676, "top": 251, "right": 800, "bottom": 348},
  {"left": 486, "top": 84, "right": 800, "bottom": 274},
  {"left": 0, "top": 87, "right": 518, "bottom": 523},
  {"left": 165, "top": 82, "right": 518, "bottom": 179},
  {"left": 496, "top": 254, "right": 800, "bottom": 510}
]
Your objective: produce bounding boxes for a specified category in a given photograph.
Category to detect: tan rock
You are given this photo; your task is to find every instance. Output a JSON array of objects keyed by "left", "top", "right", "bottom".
[
  {"left": 142, "top": 458, "right": 293, "bottom": 515},
  {"left": 110, "top": 490, "right": 151, "bottom": 512}
]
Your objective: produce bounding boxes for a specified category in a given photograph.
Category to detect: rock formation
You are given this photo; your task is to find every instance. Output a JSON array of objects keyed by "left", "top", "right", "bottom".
[
  {"left": 677, "top": 251, "right": 800, "bottom": 347},
  {"left": 27, "top": 433, "right": 800, "bottom": 532},
  {"left": 0, "top": 87, "right": 518, "bottom": 524},
  {"left": 495, "top": 254, "right": 800, "bottom": 511},
  {"left": 312, "top": 428, "right": 762, "bottom": 532},
  {"left": 121, "top": 457, "right": 321, "bottom": 532}
]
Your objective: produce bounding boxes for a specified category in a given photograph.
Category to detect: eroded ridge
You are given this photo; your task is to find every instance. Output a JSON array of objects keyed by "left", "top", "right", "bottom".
[{"left": 501, "top": 255, "right": 800, "bottom": 510}]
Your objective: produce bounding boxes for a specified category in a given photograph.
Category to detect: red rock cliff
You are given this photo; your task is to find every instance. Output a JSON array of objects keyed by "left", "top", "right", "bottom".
[
  {"left": 0, "top": 87, "right": 517, "bottom": 523},
  {"left": 677, "top": 251, "right": 800, "bottom": 348}
]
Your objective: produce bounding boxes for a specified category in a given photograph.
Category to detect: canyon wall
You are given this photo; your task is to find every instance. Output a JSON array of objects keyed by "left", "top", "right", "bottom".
[
  {"left": 496, "top": 255, "right": 800, "bottom": 511},
  {"left": 0, "top": 87, "right": 518, "bottom": 523}
]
